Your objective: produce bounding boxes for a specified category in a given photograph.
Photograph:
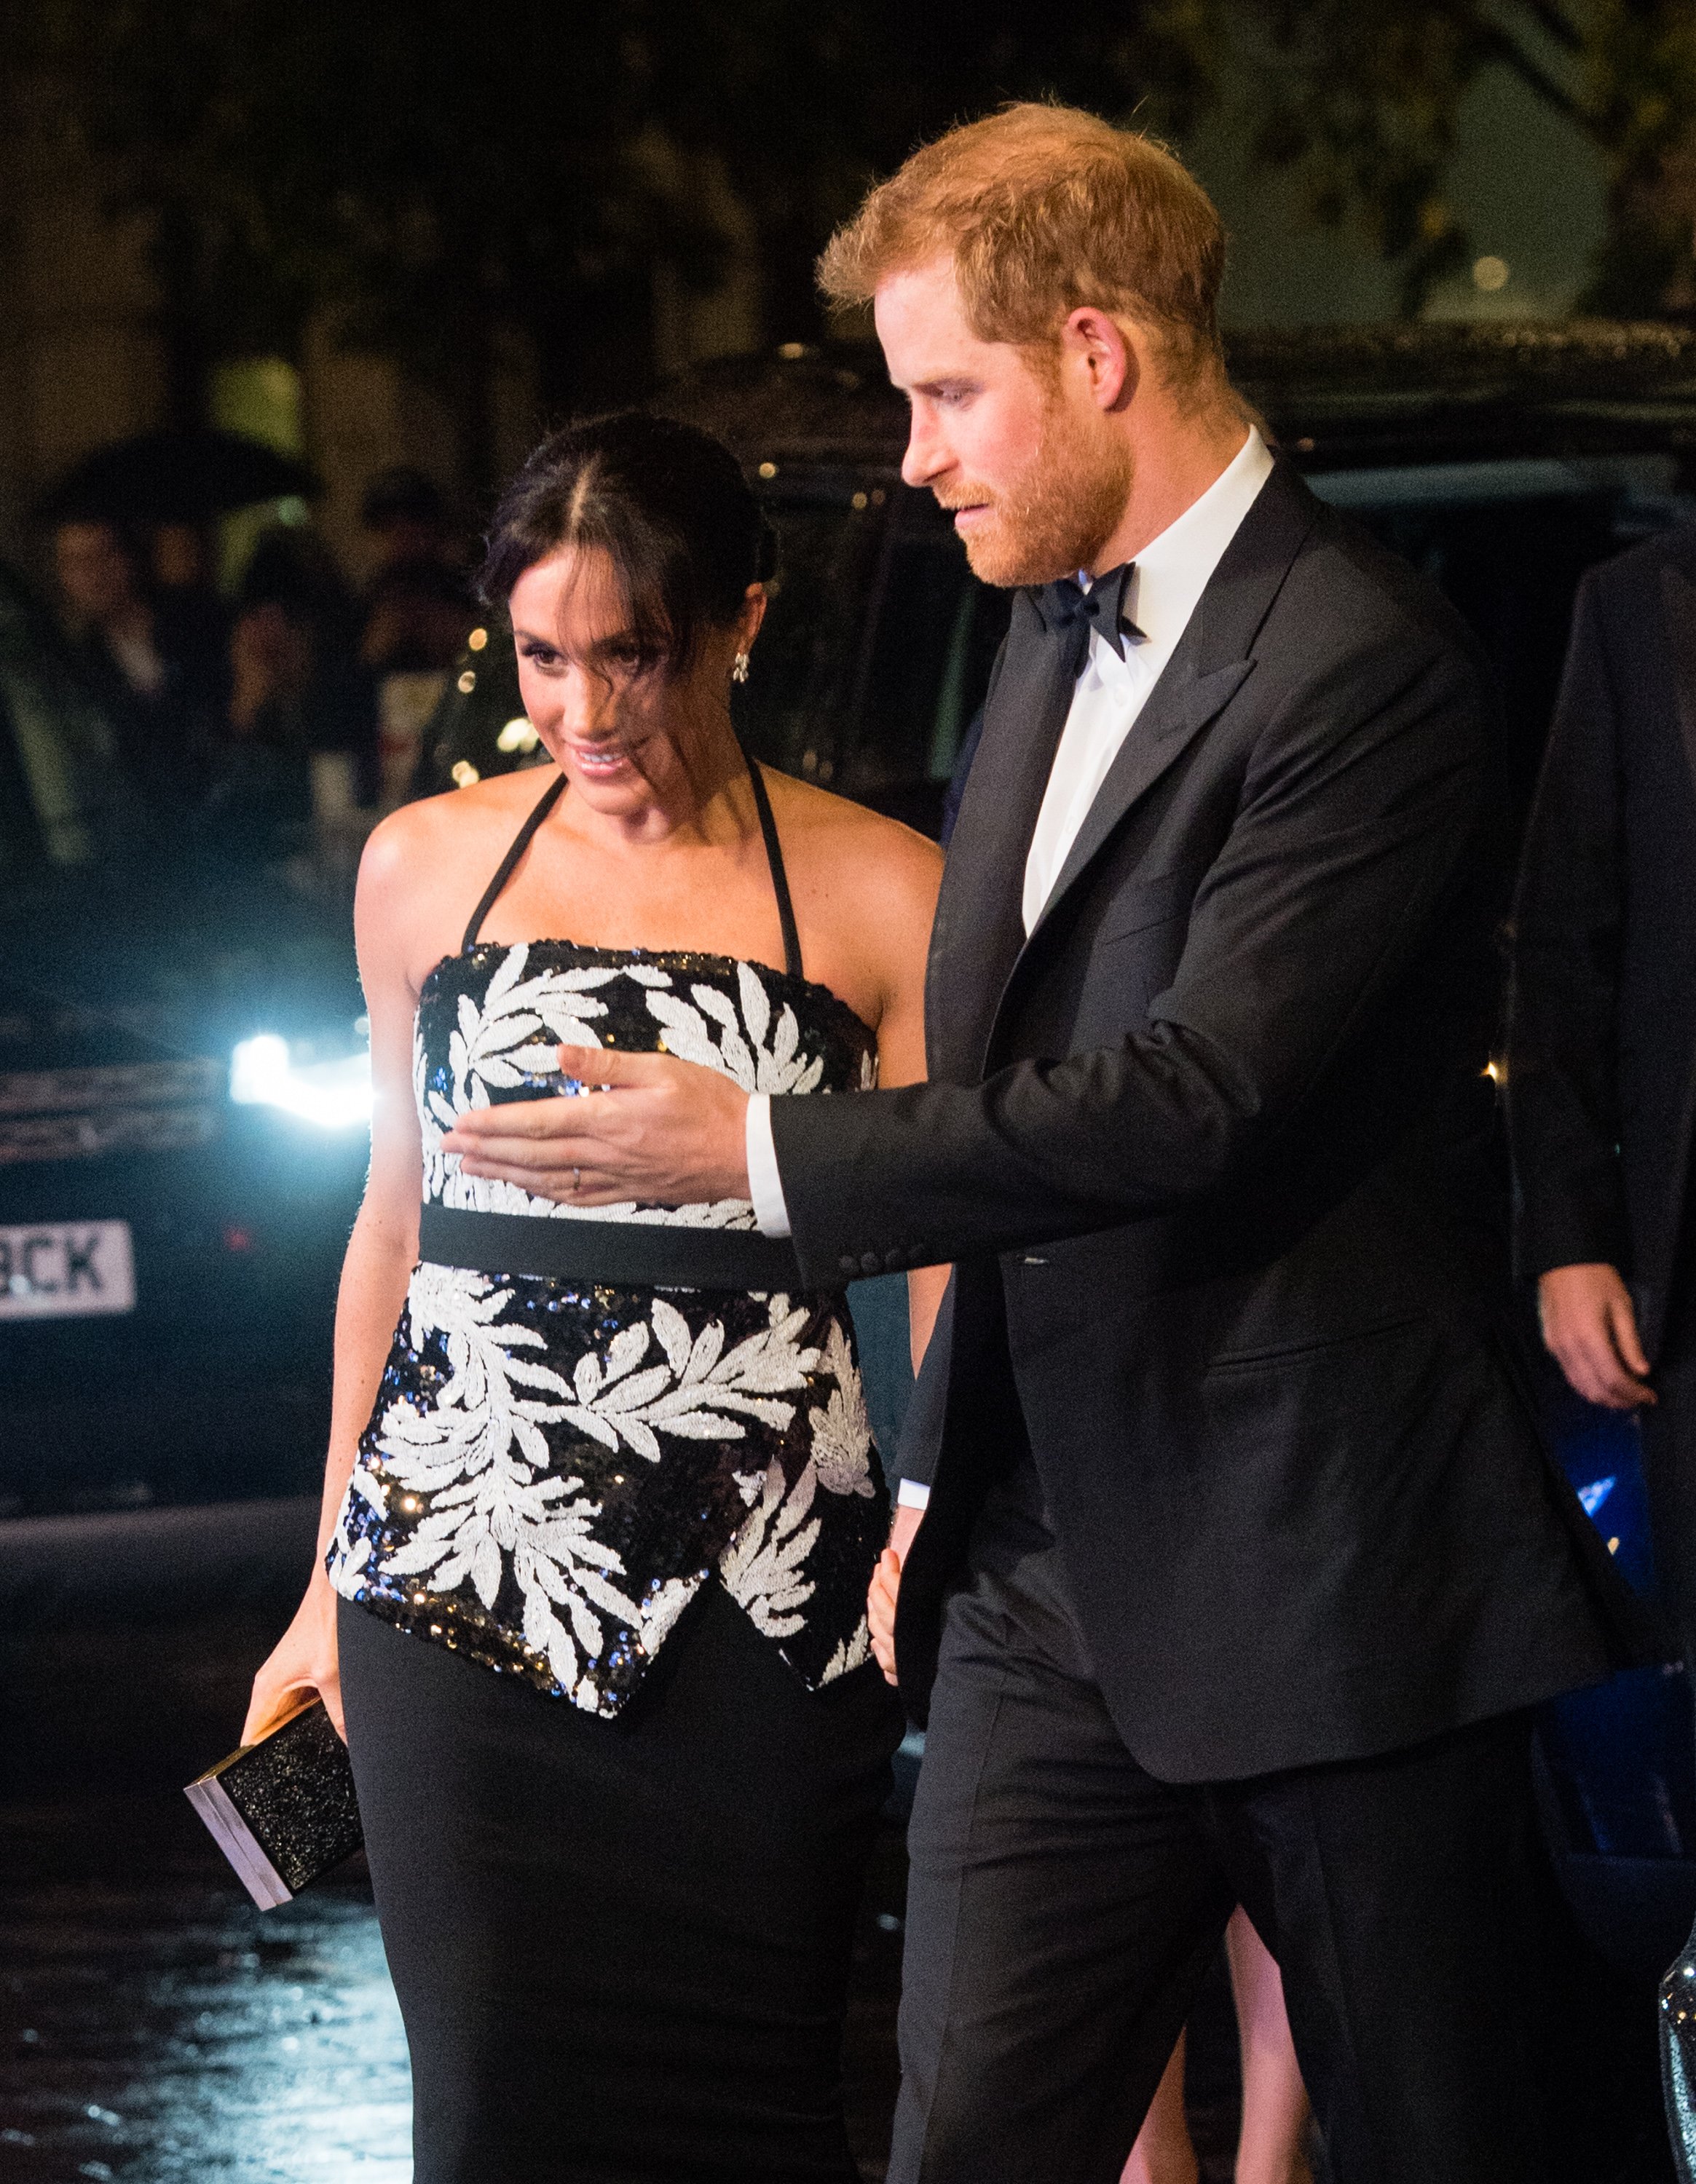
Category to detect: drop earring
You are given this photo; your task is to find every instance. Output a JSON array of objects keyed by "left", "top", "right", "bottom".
[{"left": 732, "top": 651, "right": 751, "bottom": 685}]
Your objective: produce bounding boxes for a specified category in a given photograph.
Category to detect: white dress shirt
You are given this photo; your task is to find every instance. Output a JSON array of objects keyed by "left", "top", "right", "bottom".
[{"left": 746, "top": 429, "right": 1274, "bottom": 1516}]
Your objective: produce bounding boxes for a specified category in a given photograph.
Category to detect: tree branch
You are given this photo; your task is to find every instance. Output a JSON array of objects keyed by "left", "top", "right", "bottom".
[
  {"left": 1517, "top": 1, "right": 1582, "bottom": 56},
  {"left": 1480, "top": 21, "right": 1586, "bottom": 127}
]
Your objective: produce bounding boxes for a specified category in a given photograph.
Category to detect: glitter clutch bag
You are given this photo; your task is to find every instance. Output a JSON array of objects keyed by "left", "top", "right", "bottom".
[{"left": 184, "top": 1698, "right": 363, "bottom": 1910}]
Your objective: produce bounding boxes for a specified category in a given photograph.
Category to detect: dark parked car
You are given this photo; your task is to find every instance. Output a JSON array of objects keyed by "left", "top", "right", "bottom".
[{"left": 0, "top": 562, "right": 370, "bottom": 1518}]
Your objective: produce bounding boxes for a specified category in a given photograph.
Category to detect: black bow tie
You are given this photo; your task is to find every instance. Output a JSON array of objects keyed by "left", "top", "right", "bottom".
[{"left": 1036, "top": 563, "right": 1140, "bottom": 677}]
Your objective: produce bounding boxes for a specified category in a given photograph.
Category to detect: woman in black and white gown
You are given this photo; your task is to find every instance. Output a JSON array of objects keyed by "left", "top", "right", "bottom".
[{"left": 244, "top": 412, "right": 946, "bottom": 2183}]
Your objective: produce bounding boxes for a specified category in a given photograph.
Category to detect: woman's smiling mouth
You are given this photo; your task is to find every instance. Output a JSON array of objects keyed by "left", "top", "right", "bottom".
[{"left": 566, "top": 743, "right": 633, "bottom": 775}]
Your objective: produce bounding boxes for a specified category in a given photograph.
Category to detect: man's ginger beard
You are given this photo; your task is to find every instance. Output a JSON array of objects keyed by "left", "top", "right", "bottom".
[{"left": 939, "top": 378, "right": 1133, "bottom": 588}]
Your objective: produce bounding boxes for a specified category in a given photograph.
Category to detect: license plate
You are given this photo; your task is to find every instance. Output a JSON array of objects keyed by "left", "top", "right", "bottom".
[{"left": 0, "top": 1220, "right": 135, "bottom": 1320}]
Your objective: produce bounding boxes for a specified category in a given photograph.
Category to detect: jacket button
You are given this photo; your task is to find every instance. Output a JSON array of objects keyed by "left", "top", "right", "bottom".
[
  {"left": 839, "top": 1256, "right": 859, "bottom": 1277},
  {"left": 860, "top": 1251, "right": 883, "bottom": 1276},
  {"left": 884, "top": 1249, "right": 905, "bottom": 1271}
]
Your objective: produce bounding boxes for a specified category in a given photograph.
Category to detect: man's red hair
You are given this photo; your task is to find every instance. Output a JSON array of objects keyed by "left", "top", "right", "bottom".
[{"left": 817, "top": 103, "right": 1228, "bottom": 393}]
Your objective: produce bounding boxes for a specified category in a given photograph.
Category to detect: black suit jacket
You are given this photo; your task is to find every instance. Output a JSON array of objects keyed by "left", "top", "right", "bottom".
[
  {"left": 1508, "top": 528, "right": 1696, "bottom": 1355},
  {"left": 774, "top": 461, "right": 1622, "bottom": 1783}
]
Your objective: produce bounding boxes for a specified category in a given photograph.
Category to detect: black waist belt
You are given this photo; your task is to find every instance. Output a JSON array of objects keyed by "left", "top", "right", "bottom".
[{"left": 418, "top": 1203, "right": 813, "bottom": 1292}]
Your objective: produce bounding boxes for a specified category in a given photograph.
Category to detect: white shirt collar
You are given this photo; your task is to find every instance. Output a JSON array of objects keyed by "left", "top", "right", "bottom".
[{"left": 1098, "top": 427, "right": 1274, "bottom": 668}]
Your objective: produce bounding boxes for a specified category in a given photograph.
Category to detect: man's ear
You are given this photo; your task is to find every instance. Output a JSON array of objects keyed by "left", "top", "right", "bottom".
[{"left": 1062, "top": 306, "right": 1135, "bottom": 413}]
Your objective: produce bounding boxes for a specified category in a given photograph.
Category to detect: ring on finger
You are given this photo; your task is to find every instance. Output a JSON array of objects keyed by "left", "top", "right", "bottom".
[{"left": 572, "top": 1165, "right": 581, "bottom": 1194}]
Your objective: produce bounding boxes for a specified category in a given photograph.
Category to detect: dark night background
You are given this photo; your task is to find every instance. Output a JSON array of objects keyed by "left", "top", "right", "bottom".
[{"left": 4, "top": 1, "right": 1696, "bottom": 573}]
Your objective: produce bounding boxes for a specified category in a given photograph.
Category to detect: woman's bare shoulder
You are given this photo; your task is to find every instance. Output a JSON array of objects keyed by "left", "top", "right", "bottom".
[
  {"left": 762, "top": 768, "right": 943, "bottom": 900},
  {"left": 356, "top": 772, "right": 557, "bottom": 982},
  {"left": 360, "top": 772, "right": 552, "bottom": 893}
]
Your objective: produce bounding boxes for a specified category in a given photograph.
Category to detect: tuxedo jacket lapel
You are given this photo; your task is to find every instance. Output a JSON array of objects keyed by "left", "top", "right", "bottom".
[
  {"left": 1029, "top": 655, "right": 1255, "bottom": 939},
  {"left": 926, "top": 589, "right": 1075, "bottom": 1080},
  {"left": 1026, "top": 463, "right": 1318, "bottom": 951},
  {"left": 928, "top": 462, "right": 1321, "bottom": 1083}
]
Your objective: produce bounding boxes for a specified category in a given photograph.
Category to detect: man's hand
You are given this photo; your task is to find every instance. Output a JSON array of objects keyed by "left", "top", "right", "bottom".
[
  {"left": 869, "top": 1501, "right": 924, "bottom": 1685},
  {"left": 443, "top": 1044, "right": 750, "bottom": 1206},
  {"left": 1539, "top": 1262, "right": 1656, "bottom": 1410}
]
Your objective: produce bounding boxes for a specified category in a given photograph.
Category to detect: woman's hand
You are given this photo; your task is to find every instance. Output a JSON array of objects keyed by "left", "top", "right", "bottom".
[
  {"left": 243, "top": 1574, "right": 344, "bottom": 1745},
  {"left": 868, "top": 1502, "right": 925, "bottom": 1685}
]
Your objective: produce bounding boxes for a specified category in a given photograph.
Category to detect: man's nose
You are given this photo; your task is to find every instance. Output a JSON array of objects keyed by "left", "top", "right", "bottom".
[{"left": 902, "top": 411, "right": 948, "bottom": 490}]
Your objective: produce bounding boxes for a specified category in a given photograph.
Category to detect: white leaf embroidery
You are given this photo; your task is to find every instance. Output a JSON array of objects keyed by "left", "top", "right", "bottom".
[
  {"left": 719, "top": 1460, "right": 821, "bottom": 1636},
  {"left": 822, "top": 1623, "right": 873, "bottom": 1679},
  {"left": 643, "top": 970, "right": 824, "bottom": 1096},
  {"left": 810, "top": 1319, "right": 876, "bottom": 1497},
  {"left": 423, "top": 952, "right": 757, "bottom": 1229},
  {"left": 326, "top": 1263, "right": 643, "bottom": 1685},
  {"left": 548, "top": 1291, "right": 819, "bottom": 1460}
]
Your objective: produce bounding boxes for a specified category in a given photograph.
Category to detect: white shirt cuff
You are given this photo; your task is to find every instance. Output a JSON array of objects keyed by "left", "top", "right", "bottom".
[
  {"left": 896, "top": 1479, "right": 931, "bottom": 1510},
  {"left": 744, "top": 1093, "right": 792, "bottom": 1238}
]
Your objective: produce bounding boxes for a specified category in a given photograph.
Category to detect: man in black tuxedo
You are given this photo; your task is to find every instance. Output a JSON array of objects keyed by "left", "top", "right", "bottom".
[
  {"left": 1509, "top": 531, "right": 1696, "bottom": 1675},
  {"left": 446, "top": 106, "right": 1636, "bottom": 2184}
]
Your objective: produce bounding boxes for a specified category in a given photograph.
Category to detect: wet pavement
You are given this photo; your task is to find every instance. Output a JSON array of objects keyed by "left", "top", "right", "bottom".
[
  {"left": 0, "top": 1605, "right": 917, "bottom": 2183},
  {"left": 3, "top": 1575, "right": 1668, "bottom": 2183},
  {"left": 0, "top": 1594, "right": 1256, "bottom": 2183}
]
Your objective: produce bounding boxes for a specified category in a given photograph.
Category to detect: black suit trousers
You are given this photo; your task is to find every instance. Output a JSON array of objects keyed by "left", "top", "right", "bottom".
[{"left": 889, "top": 1469, "right": 1554, "bottom": 2184}]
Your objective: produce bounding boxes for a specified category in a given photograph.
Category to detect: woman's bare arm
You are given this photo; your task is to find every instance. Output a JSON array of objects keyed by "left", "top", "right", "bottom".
[
  {"left": 851, "top": 816, "right": 947, "bottom": 1682},
  {"left": 242, "top": 816, "right": 430, "bottom": 1741}
]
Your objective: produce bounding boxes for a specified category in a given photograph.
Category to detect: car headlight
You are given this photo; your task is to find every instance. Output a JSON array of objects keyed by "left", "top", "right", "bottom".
[{"left": 230, "top": 1033, "right": 373, "bottom": 1130}]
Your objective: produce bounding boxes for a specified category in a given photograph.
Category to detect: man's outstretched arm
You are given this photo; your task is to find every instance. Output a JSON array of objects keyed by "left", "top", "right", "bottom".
[
  {"left": 773, "top": 636, "right": 1489, "bottom": 1284},
  {"left": 449, "top": 633, "right": 1487, "bottom": 1285}
]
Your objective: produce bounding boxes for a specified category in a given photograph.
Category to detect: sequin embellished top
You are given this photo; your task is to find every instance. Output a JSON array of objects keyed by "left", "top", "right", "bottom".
[{"left": 326, "top": 764, "right": 888, "bottom": 1716}]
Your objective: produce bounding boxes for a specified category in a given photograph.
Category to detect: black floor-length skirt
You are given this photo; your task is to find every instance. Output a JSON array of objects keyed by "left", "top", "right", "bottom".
[{"left": 339, "top": 1586, "right": 903, "bottom": 2184}]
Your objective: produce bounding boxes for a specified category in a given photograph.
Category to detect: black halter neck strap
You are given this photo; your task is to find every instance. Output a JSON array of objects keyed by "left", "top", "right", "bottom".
[
  {"left": 743, "top": 752, "right": 803, "bottom": 983},
  {"left": 460, "top": 772, "right": 567, "bottom": 954},
  {"left": 460, "top": 752, "right": 803, "bottom": 983}
]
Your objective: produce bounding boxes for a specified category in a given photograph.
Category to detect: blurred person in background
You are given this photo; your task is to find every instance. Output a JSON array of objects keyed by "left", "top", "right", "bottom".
[
  {"left": 149, "top": 518, "right": 233, "bottom": 698},
  {"left": 210, "top": 525, "right": 378, "bottom": 869},
  {"left": 358, "top": 465, "right": 474, "bottom": 673},
  {"left": 52, "top": 515, "right": 224, "bottom": 807},
  {"left": 358, "top": 467, "right": 476, "bottom": 807},
  {"left": 1509, "top": 531, "right": 1696, "bottom": 1679}
]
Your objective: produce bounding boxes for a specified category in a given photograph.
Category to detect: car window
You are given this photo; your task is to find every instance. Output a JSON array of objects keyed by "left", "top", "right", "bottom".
[{"left": 739, "top": 476, "right": 1009, "bottom": 818}]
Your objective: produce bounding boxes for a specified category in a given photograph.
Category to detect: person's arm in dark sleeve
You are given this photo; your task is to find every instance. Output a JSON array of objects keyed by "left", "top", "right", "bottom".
[
  {"left": 772, "top": 631, "right": 1491, "bottom": 1288},
  {"left": 893, "top": 1273, "right": 952, "bottom": 1496},
  {"left": 1506, "top": 569, "right": 1629, "bottom": 1281}
]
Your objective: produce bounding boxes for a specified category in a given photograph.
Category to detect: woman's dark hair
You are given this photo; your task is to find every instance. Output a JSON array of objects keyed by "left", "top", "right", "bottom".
[{"left": 479, "top": 412, "right": 776, "bottom": 675}]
